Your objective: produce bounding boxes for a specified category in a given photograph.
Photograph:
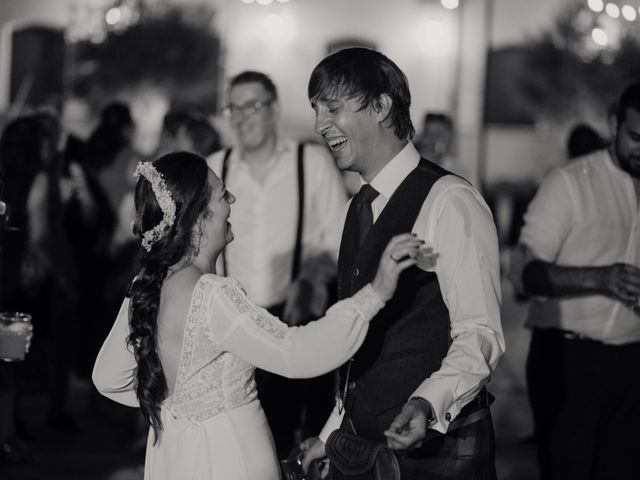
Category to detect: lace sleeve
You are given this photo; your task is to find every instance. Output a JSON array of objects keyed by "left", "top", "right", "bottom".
[
  {"left": 218, "top": 280, "right": 288, "bottom": 339},
  {"left": 205, "top": 276, "right": 385, "bottom": 379},
  {"left": 349, "top": 284, "right": 385, "bottom": 318}
]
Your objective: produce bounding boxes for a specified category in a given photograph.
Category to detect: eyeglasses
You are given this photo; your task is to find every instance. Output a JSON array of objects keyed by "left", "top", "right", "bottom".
[{"left": 223, "top": 99, "right": 274, "bottom": 119}]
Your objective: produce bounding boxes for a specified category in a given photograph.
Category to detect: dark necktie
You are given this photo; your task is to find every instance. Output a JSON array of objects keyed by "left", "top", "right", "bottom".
[{"left": 351, "top": 183, "right": 379, "bottom": 250}]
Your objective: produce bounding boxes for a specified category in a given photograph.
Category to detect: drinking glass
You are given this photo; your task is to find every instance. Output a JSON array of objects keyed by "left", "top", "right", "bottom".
[
  {"left": 280, "top": 456, "right": 306, "bottom": 480},
  {"left": 0, "top": 312, "right": 33, "bottom": 362}
]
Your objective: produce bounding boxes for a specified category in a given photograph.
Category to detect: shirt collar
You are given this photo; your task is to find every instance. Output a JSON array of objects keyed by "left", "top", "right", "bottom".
[{"left": 366, "top": 141, "right": 420, "bottom": 200}]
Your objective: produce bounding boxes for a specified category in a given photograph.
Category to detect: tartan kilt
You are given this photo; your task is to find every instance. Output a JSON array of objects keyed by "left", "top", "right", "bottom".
[
  {"left": 398, "top": 412, "right": 497, "bottom": 480},
  {"left": 336, "top": 400, "right": 497, "bottom": 480}
]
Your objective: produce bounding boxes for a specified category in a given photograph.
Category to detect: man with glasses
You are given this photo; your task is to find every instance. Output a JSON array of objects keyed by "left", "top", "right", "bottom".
[{"left": 207, "top": 70, "right": 347, "bottom": 459}]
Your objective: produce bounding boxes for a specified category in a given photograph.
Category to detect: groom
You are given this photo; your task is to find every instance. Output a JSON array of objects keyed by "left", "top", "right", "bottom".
[{"left": 301, "top": 47, "right": 504, "bottom": 479}]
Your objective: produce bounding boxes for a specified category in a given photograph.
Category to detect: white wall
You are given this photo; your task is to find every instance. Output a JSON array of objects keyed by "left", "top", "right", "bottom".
[
  {"left": 0, "top": 0, "right": 568, "bottom": 181},
  {"left": 214, "top": 0, "right": 461, "bottom": 139}
]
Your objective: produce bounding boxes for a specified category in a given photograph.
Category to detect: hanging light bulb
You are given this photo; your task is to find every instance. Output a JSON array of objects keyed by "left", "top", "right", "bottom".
[
  {"left": 592, "top": 27, "right": 608, "bottom": 46},
  {"left": 588, "top": 0, "right": 604, "bottom": 12},
  {"left": 440, "top": 0, "right": 459, "bottom": 9},
  {"left": 622, "top": 4, "right": 637, "bottom": 21},
  {"left": 605, "top": 3, "right": 620, "bottom": 18}
]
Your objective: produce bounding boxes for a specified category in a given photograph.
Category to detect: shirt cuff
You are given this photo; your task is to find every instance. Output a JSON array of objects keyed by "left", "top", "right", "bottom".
[
  {"left": 318, "top": 402, "right": 344, "bottom": 444},
  {"left": 410, "top": 379, "right": 459, "bottom": 434}
]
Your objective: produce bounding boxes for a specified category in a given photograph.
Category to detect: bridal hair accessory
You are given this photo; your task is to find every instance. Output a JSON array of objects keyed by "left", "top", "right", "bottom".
[{"left": 134, "top": 161, "right": 176, "bottom": 251}]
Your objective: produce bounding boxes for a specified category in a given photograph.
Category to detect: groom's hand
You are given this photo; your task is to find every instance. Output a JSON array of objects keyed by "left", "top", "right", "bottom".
[
  {"left": 299, "top": 436, "right": 326, "bottom": 473},
  {"left": 383, "top": 398, "right": 433, "bottom": 450}
]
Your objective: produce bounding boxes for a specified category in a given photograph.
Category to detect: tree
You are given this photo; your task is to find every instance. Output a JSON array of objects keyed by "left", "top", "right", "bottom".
[
  {"left": 68, "top": 1, "right": 221, "bottom": 112},
  {"left": 518, "top": 2, "right": 640, "bottom": 123}
]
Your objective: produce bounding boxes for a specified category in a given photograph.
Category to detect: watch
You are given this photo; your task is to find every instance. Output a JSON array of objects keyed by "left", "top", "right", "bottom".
[{"left": 410, "top": 396, "right": 436, "bottom": 426}]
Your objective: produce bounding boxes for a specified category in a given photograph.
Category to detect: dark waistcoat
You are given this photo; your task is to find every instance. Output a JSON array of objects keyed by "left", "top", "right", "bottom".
[{"left": 337, "top": 159, "right": 452, "bottom": 440}]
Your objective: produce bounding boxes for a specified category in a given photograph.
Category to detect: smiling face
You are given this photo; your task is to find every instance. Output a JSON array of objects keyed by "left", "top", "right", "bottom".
[
  {"left": 614, "top": 107, "right": 640, "bottom": 179},
  {"left": 228, "top": 82, "right": 277, "bottom": 152},
  {"left": 199, "top": 170, "right": 235, "bottom": 256},
  {"left": 311, "top": 95, "right": 384, "bottom": 178}
]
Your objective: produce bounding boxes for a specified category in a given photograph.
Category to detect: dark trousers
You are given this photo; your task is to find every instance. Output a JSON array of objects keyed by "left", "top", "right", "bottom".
[
  {"left": 527, "top": 328, "right": 640, "bottom": 480},
  {"left": 256, "top": 303, "right": 334, "bottom": 459}
]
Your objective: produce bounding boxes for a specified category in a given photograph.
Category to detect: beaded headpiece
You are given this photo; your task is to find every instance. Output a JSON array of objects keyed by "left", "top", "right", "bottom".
[{"left": 133, "top": 161, "right": 176, "bottom": 252}]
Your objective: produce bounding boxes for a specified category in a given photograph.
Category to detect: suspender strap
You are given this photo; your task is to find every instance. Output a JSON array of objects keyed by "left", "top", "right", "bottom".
[
  {"left": 291, "top": 143, "right": 305, "bottom": 279},
  {"left": 221, "top": 148, "right": 232, "bottom": 184},
  {"left": 221, "top": 148, "right": 232, "bottom": 276},
  {"left": 219, "top": 145, "right": 305, "bottom": 282}
]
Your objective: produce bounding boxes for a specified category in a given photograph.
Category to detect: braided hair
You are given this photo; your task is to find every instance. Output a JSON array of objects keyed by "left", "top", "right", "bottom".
[{"left": 127, "top": 151, "right": 211, "bottom": 443}]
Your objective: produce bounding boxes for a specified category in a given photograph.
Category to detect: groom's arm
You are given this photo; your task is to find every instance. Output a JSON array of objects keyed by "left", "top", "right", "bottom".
[
  {"left": 413, "top": 180, "right": 504, "bottom": 433},
  {"left": 386, "top": 179, "right": 504, "bottom": 448}
]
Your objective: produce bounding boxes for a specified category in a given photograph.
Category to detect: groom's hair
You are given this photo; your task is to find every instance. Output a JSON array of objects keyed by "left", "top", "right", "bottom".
[{"left": 308, "top": 47, "right": 414, "bottom": 141}]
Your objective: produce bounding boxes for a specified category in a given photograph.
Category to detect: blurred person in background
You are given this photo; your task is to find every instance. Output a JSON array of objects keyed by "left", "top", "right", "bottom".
[
  {"left": 566, "top": 122, "right": 609, "bottom": 160},
  {"left": 154, "top": 111, "right": 193, "bottom": 158},
  {"left": 208, "top": 70, "right": 347, "bottom": 459},
  {"left": 66, "top": 102, "right": 143, "bottom": 383},
  {"left": 509, "top": 82, "right": 640, "bottom": 480},
  {"left": 83, "top": 102, "right": 140, "bottom": 214},
  {"left": 413, "top": 112, "right": 477, "bottom": 187},
  {"left": 173, "top": 112, "right": 221, "bottom": 158},
  {"left": 0, "top": 113, "right": 78, "bottom": 458}
]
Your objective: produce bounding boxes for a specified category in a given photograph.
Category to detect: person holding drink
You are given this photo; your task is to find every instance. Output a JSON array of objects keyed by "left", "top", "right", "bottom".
[
  {"left": 0, "top": 113, "right": 60, "bottom": 463},
  {"left": 92, "top": 151, "right": 423, "bottom": 480}
]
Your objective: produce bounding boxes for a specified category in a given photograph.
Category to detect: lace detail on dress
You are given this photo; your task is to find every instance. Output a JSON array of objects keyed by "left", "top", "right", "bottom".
[
  {"left": 351, "top": 284, "right": 385, "bottom": 319},
  {"left": 219, "top": 282, "right": 288, "bottom": 339},
  {"left": 163, "top": 275, "right": 258, "bottom": 424}
]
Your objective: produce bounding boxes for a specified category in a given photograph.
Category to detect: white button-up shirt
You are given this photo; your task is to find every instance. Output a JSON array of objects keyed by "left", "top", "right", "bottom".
[
  {"left": 207, "top": 138, "right": 347, "bottom": 308},
  {"left": 320, "top": 142, "right": 504, "bottom": 437},
  {"left": 516, "top": 149, "right": 640, "bottom": 345}
]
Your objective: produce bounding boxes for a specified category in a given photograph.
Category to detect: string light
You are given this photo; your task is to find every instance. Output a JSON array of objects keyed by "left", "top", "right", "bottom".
[
  {"left": 622, "top": 4, "right": 637, "bottom": 20},
  {"left": 440, "top": 0, "right": 459, "bottom": 9},
  {"left": 241, "top": 0, "right": 294, "bottom": 5},
  {"left": 588, "top": 0, "right": 605, "bottom": 11},
  {"left": 592, "top": 27, "right": 609, "bottom": 45},
  {"left": 605, "top": 3, "right": 621, "bottom": 17},
  {"left": 587, "top": 1, "right": 640, "bottom": 22}
]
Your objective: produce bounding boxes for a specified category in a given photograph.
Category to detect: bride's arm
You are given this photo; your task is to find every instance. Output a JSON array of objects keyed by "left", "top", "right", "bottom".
[
  {"left": 92, "top": 297, "right": 140, "bottom": 407},
  {"left": 205, "top": 277, "right": 384, "bottom": 379}
]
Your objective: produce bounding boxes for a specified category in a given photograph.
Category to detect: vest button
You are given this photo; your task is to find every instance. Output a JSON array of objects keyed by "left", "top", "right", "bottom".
[
  {"left": 445, "top": 412, "right": 451, "bottom": 422},
  {"left": 354, "top": 268, "right": 360, "bottom": 277},
  {"left": 348, "top": 381, "right": 356, "bottom": 391}
]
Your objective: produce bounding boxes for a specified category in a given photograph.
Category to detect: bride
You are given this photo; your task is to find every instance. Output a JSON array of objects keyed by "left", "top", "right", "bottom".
[{"left": 92, "top": 151, "right": 422, "bottom": 480}]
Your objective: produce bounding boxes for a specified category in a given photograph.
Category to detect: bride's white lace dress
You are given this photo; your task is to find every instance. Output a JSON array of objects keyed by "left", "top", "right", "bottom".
[{"left": 93, "top": 274, "right": 383, "bottom": 480}]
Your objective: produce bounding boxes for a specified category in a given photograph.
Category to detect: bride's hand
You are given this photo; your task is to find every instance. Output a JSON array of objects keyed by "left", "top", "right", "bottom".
[{"left": 371, "top": 233, "right": 424, "bottom": 302}]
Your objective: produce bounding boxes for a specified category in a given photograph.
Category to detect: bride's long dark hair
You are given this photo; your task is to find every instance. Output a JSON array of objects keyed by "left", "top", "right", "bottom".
[{"left": 127, "top": 151, "right": 211, "bottom": 443}]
